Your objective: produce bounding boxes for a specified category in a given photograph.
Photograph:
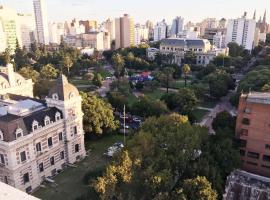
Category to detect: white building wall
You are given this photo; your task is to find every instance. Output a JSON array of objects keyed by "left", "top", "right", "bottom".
[
  {"left": 17, "top": 14, "right": 35, "bottom": 50},
  {"left": 154, "top": 21, "right": 167, "bottom": 42}
]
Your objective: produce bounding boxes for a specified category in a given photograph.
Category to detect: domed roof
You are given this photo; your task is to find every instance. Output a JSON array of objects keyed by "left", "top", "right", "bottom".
[{"left": 48, "top": 74, "right": 79, "bottom": 101}]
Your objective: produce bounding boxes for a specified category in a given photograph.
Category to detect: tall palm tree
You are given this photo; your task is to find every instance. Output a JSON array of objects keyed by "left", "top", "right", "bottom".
[{"left": 182, "top": 64, "right": 191, "bottom": 87}]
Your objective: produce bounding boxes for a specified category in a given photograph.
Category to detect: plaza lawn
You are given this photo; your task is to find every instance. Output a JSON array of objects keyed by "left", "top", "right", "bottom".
[
  {"left": 169, "top": 80, "right": 191, "bottom": 89},
  {"left": 69, "top": 79, "right": 92, "bottom": 86},
  {"left": 33, "top": 134, "right": 123, "bottom": 200},
  {"left": 193, "top": 109, "right": 209, "bottom": 122}
]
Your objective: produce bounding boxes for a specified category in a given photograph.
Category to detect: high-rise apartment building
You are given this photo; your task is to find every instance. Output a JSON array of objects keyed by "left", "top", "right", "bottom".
[
  {"left": 236, "top": 92, "right": 270, "bottom": 177},
  {"left": 33, "top": 0, "right": 49, "bottom": 44},
  {"left": 103, "top": 18, "right": 115, "bottom": 42},
  {"left": 171, "top": 16, "right": 184, "bottom": 36},
  {"left": 17, "top": 13, "right": 36, "bottom": 50},
  {"left": 115, "top": 14, "right": 134, "bottom": 49},
  {"left": 0, "top": 6, "right": 20, "bottom": 52},
  {"left": 154, "top": 20, "right": 167, "bottom": 42},
  {"left": 49, "top": 22, "right": 65, "bottom": 44},
  {"left": 225, "top": 14, "right": 256, "bottom": 51},
  {"left": 134, "top": 24, "right": 149, "bottom": 45}
]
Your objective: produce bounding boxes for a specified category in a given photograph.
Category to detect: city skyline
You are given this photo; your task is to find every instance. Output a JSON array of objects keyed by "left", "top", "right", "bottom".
[{"left": 3, "top": 0, "right": 270, "bottom": 24}]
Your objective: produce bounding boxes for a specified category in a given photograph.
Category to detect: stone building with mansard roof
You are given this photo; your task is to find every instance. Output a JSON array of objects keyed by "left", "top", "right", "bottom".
[{"left": 0, "top": 64, "right": 86, "bottom": 193}]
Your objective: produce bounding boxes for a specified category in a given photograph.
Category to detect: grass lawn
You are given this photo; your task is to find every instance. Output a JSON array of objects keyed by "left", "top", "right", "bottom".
[
  {"left": 142, "top": 89, "right": 167, "bottom": 100},
  {"left": 98, "top": 70, "right": 113, "bottom": 79},
  {"left": 127, "top": 94, "right": 138, "bottom": 107},
  {"left": 193, "top": 109, "right": 209, "bottom": 122},
  {"left": 33, "top": 134, "right": 123, "bottom": 200}
]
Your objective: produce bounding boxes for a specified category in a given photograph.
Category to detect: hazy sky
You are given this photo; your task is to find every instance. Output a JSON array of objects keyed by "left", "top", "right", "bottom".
[{"left": 3, "top": 0, "right": 270, "bottom": 24}]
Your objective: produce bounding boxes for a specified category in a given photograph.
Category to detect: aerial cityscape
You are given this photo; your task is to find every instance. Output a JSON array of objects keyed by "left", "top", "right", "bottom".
[{"left": 0, "top": 0, "right": 269, "bottom": 200}]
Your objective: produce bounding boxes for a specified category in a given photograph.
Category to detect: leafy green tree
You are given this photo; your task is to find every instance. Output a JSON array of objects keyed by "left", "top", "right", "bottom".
[
  {"left": 212, "top": 111, "right": 235, "bottom": 131},
  {"left": 93, "top": 114, "right": 208, "bottom": 199},
  {"left": 112, "top": 53, "right": 125, "bottom": 78},
  {"left": 262, "top": 83, "right": 270, "bottom": 92},
  {"left": 93, "top": 73, "right": 103, "bottom": 88},
  {"left": 182, "top": 64, "right": 191, "bottom": 86},
  {"left": 34, "top": 79, "right": 55, "bottom": 98},
  {"left": 18, "top": 66, "right": 40, "bottom": 83},
  {"left": 14, "top": 41, "right": 29, "bottom": 69},
  {"left": 182, "top": 176, "right": 217, "bottom": 200},
  {"left": 131, "top": 96, "right": 169, "bottom": 118},
  {"left": 61, "top": 55, "right": 73, "bottom": 76},
  {"left": 162, "top": 88, "right": 198, "bottom": 114},
  {"left": 107, "top": 92, "right": 129, "bottom": 111},
  {"left": 213, "top": 54, "right": 231, "bottom": 67},
  {"left": 227, "top": 42, "right": 244, "bottom": 57},
  {"left": 0, "top": 48, "right": 11, "bottom": 66},
  {"left": 184, "top": 51, "right": 196, "bottom": 65},
  {"left": 156, "top": 67, "right": 175, "bottom": 93},
  {"left": 80, "top": 92, "right": 118, "bottom": 135},
  {"left": 126, "top": 52, "right": 135, "bottom": 67},
  {"left": 110, "top": 78, "right": 131, "bottom": 96},
  {"left": 40, "top": 64, "right": 58, "bottom": 80},
  {"left": 205, "top": 70, "right": 234, "bottom": 99}
]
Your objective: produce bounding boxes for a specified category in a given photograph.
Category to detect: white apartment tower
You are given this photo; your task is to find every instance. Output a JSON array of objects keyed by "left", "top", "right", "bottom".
[
  {"left": 33, "top": 0, "right": 49, "bottom": 45},
  {"left": 115, "top": 14, "right": 134, "bottom": 49},
  {"left": 154, "top": 20, "right": 167, "bottom": 42},
  {"left": 134, "top": 24, "right": 149, "bottom": 45},
  {"left": 225, "top": 14, "right": 256, "bottom": 50},
  {"left": 171, "top": 16, "right": 184, "bottom": 36}
]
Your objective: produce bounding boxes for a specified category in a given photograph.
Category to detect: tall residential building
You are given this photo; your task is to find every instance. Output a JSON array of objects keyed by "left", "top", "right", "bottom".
[
  {"left": 199, "top": 18, "right": 218, "bottom": 36},
  {"left": 115, "top": 14, "right": 134, "bottom": 49},
  {"left": 236, "top": 92, "right": 270, "bottom": 177},
  {"left": 171, "top": 16, "right": 184, "bottom": 36},
  {"left": 134, "top": 24, "right": 149, "bottom": 45},
  {"left": 153, "top": 20, "right": 167, "bottom": 42},
  {"left": 218, "top": 18, "right": 227, "bottom": 28},
  {"left": 79, "top": 20, "right": 97, "bottom": 33},
  {"left": 33, "top": 0, "right": 49, "bottom": 44},
  {"left": 225, "top": 14, "right": 256, "bottom": 50},
  {"left": 146, "top": 20, "right": 154, "bottom": 40},
  {"left": 0, "top": 6, "right": 20, "bottom": 52},
  {"left": 213, "top": 32, "right": 226, "bottom": 48},
  {"left": 103, "top": 18, "right": 115, "bottom": 42},
  {"left": 17, "top": 13, "right": 35, "bottom": 50},
  {"left": 70, "top": 19, "right": 85, "bottom": 35},
  {"left": 0, "top": 65, "right": 86, "bottom": 193},
  {"left": 49, "top": 22, "right": 65, "bottom": 44}
]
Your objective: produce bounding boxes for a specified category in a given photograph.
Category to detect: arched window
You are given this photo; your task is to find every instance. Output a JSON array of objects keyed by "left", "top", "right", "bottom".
[
  {"left": 55, "top": 112, "right": 61, "bottom": 121},
  {"left": 0, "top": 130, "right": 3, "bottom": 141},
  {"left": 52, "top": 93, "right": 59, "bottom": 100},
  {"left": 15, "top": 128, "right": 23, "bottom": 139},
  {"left": 44, "top": 116, "right": 50, "bottom": 126},
  {"left": 69, "top": 92, "right": 74, "bottom": 99},
  {"left": 32, "top": 120, "right": 39, "bottom": 131}
]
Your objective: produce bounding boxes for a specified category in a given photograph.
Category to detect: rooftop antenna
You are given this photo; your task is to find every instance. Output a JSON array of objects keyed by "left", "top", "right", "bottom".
[{"left": 123, "top": 105, "right": 126, "bottom": 145}]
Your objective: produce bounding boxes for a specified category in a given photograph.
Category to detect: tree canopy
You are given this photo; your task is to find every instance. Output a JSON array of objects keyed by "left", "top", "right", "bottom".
[{"left": 80, "top": 92, "right": 118, "bottom": 135}]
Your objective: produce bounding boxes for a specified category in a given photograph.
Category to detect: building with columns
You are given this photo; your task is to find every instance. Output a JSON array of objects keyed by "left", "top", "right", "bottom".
[{"left": 0, "top": 65, "right": 86, "bottom": 193}]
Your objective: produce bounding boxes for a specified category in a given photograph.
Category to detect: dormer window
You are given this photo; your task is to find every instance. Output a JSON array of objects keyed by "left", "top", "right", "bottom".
[
  {"left": 55, "top": 112, "right": 61, "bottom": 121},
  {"left": 0, "top": 130, "right": 3, "bottom": 141},
  {"left": 32, "top": 120, "right": 39, "bottom": 131},
  {"left": 52, "top": 93, "right": 59, "bottom": 100},
  {"left": 44, "top": 116, "right": 50, "bottom": 126},
  {"left": 15, "top": 128, "right": 23, "bottom": 139}
]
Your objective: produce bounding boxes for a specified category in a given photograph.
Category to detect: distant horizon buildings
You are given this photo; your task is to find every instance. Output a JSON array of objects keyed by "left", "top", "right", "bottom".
[{"left": 33, "top": 0, "right": 49, "bottom": 45}]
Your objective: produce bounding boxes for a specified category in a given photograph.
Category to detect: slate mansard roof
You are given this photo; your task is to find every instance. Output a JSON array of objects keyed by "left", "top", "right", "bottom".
[
  {"left": 0, "top": 107, "right": 63, "bottom": 142},
  {"left": 160, "top": 38, "right": 209, "bottom": 48}
]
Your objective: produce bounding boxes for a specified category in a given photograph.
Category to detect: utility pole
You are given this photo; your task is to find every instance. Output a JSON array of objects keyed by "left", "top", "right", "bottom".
[{"left": 123, "top": 105, "right": 126, "bottom": 145}]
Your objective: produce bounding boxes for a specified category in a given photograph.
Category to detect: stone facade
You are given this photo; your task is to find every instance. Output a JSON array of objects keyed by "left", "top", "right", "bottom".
[{"left": 0, "top": 65, "right": 86, "bottom": 193}]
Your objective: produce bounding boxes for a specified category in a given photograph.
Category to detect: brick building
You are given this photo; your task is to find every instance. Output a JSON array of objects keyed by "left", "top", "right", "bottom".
[{"left": 236, "top": 92, "right": 270, "bottom": 177}]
